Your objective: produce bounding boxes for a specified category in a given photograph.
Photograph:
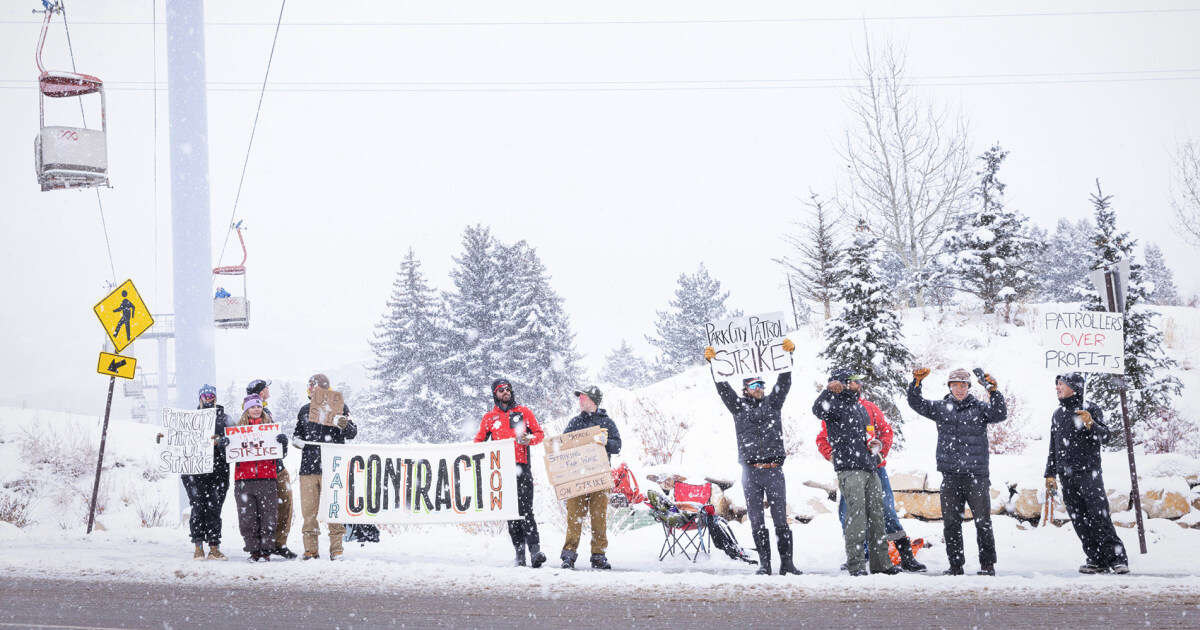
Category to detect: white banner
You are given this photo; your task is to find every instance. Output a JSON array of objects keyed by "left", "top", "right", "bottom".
[
  {"left": 704, "top": 311, "right": 793, "bottom": 382},
  {"left": 156, "top": 408, "right": 216, "bottom": 475},
  {"left": 318, "top": 439, "right": 520, "bottom": 524},
  {"left": 224, "top": 422, "right": 284, "bottom": 463},
  {"left": 1039, "top": 310, "right": 1125, "bottom": 374}
]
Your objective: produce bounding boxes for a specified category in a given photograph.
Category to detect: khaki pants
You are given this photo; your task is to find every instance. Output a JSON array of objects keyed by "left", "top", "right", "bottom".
[
  {"left": 300, "top": 473, "right": 344, "bottom": 556},
  {"left": 275, "top": 468, "right": 293, "bottom": 548},
  {"left": 563, "top": 490, "right": 608, "bottom": 555}
]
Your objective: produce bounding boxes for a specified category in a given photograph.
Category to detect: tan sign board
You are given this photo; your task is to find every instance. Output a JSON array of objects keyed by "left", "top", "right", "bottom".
[{"left": 543, "top": 426, "right": 612, "bottom": 501}]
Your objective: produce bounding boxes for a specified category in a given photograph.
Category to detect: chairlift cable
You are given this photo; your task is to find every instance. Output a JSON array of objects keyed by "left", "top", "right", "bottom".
[
  {"left": 216, "top": 0, "right": 286, "bottom": 268},
  {"left": 58, "top": 0, "right": 118, "bottom": 283}
]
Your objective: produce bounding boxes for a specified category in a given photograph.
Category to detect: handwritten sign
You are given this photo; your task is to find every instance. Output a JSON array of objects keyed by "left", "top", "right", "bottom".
[
  {"left": 156, "top": 408, "right": 216, "bottom": 475},
  {"left": 224, "top": 422, "right": 284, "bottom": 463},
  {"left": 543, "top": 426, "right": 612, "bottom": 501},
  {"left": 308, "top": 388, "right": 345, "bottom": 426},
  {"left": 704, "top": 311, "right": 793, "bottom": 382},
  {"left": 1039, "top": 310, "right": 1125, "bottom": 374}
]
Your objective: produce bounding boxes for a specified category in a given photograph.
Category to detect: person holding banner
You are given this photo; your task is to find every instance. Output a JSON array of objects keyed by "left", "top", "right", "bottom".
[
  {"left": 473, "top": 378, "right": 547, "bottom": 568},
  {"left": 1044, "top": 373, "right": 1129, "bottom": 574},
  {"left": 234, "top": 395, "right": 289, "bottom": 561},
  {"left": 907, "top": 367, "right": 1007, "bottom": 576},
  {"left": 703, "top": 338, "right": 802, "bottom": 576},
  {"left": 247, "top": 378, "right": 297, "bottom": 560},
  {"left": 293, "top": 373, "right": 357, "bottom": 561},
  {"left": 175, "top": 384, "right": 231, "bottom": 560},
  {"left": 559, "top": 385, "right": 622, "bottom": 570}
]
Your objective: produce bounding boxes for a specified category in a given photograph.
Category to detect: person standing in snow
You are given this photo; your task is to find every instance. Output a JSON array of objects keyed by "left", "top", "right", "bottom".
[
  {"left": 473, "top": 379, "right": 547, "bottom": 568},
  {"left": 703, "top": 339, "right": 802, "bottom": 576},
  {"left": 162, "top": 384, "right": 231, "bottom": 560},
  {"left": 559, "top": 385, "right": 622, "bottom": 570},
  {"left": 816, "top": 376, "right": 926, "bottom": 572},
  {"left": 292, "top": 373, "right": 356, "bottom": 561},
  {"left": 246, "top": 378, "right": 296, "bottom": 560},
  {"left": 812, "top": 369, "right": 901, "bottom": 576},
  {"left": 234, "top": 395, "right": 289, "bottom": 561},
  {"left": 907, "top": 367, "right": 1007, "bottom": 575},
  {"left": 1044, "top": 372, "right": 1129, "bottom": 574}
]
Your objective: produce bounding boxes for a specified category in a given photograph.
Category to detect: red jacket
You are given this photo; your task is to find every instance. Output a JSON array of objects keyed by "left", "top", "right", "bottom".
[
  {"left": 473, "top": 404, "right": 544, "bottom": 465},
  {"left": 816, "top": 398, "right": 893, "bottom": 468},
  {"left": 234, "top": 414, "right": 279, "bottom": 481}
]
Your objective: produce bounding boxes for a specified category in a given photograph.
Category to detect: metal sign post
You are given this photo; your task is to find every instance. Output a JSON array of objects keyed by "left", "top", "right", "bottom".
[{"left": 86, "top": 376, "right": 116, "bottom": 534}]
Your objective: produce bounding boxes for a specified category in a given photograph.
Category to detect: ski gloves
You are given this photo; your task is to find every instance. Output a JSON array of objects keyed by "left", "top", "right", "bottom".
[
  {"left": 1075, "top": 410, "right": 1094, "bottom": 429},
  {"left": 912, "top": 368, "right": 931, "bottom": 386}
]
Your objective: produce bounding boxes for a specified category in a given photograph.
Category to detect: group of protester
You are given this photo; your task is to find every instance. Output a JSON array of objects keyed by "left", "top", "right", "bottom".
[{"left": 172, "top": 345, "right": 1129, "bottom": 577}]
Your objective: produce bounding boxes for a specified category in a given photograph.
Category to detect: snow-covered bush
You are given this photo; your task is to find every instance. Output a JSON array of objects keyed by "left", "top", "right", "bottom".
[
  {"left": 612, "top": 396, "right": 690, "bottom": 466},
  {"left": 0, "top": 491, "right": 33, "bottom": 528},
  {"left": 988, "top": 388, "right": 1030, "bottom": 454}
]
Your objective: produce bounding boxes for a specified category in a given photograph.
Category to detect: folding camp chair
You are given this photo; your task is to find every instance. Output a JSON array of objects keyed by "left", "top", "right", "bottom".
[{"left": 654, "top": 481, "right": 714, "bottom": 562}]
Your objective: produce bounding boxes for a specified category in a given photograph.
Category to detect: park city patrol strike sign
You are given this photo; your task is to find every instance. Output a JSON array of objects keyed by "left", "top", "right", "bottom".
[{"left": 93, "top": 280, "right": 154, "bottom": 353}]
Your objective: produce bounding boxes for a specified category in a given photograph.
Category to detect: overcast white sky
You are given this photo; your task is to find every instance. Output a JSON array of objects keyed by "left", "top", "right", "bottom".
[{"left": 2, "top": 1, "right": 1198, "bottom": 413}]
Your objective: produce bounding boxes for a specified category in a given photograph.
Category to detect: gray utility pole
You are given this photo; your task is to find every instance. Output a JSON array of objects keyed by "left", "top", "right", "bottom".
[{"left": 166, "top": 0, "right": 215, "bottom": 407}]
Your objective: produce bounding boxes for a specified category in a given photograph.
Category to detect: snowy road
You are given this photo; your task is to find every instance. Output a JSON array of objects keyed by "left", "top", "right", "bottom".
[{"left": 1, "top": 577, "right": 1198, "bottom": 630}]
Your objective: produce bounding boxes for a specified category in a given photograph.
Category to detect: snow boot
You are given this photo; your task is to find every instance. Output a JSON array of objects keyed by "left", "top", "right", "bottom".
[
  {"left": 1109, "top": 563, "right": 1129, "bottom": 575},
  {"left": 872, "top": 565, "right": 902, "bottom": 575},
  {"left": 1079, "top": 563, "right": 1106, "bottom": 574},
  {"left": 776, "top": 529, "right": 803, "bottom": 575},
  {"left": 849, "top": 568, "right": 869, "bottom": 577},
  {"left": 590, "top": 554, "right": 612, "bottom": 570},
  {"left": 207, "top": 545, "right": 228, "bottom": 561},
  {"left": 272, "top": 546, "right": 297, "bottom": 560},
  {"left": 976, "top": 564, "right": 995, "bottom": 576},
  {"left": 896, "top": 537, "right": 926, "bottom": 572},
  {"left": 514, "top": 545, "right": 527, "bottom": 567},
  {"left": 943, "top": 565, "right": 964, "bottom": 576},
  {"left": 193, "top": 543, "right": 206, "bottom": 561},
  {"left": 752, "top": 529, "right": 772, "bottom": 575},
  {"left": 529, "top": 544, "right": 547, "bottom": 569},
  {"left": 302, "top": 552, "right": 320, "bottom": 561},
  {"left": 330, "top": 551, "right": 344, "bottom": 562},
  {"left": 560, "top": 549, "right": 577, "bottom": 570}
]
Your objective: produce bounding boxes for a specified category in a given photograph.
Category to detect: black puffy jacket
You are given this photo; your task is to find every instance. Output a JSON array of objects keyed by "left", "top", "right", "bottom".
[
  {"left": 294, "top": 402, "right": 356, "bottom": 475},
  {"left": 811, "top": 388, "right": 876, "bottom": 472},
  {"left": 715, "top": 372, "right": 791, "bottom": 465},
  {"left": 564, "top": 409, "right": 623, "bottom": 459},
  {"left": 906, "top": 381, "right": 1006, "bottom": 475},
  {"left": 1044, "top": 392, "right": 1111, "bottom": 479}
]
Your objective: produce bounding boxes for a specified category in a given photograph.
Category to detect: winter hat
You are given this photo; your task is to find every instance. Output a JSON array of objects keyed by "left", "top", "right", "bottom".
[
  {"left": 491, "top": 378, "right": 515, "bottom": 406},
  {"left": 573, "top": 385, "right": 603, "bottom": 405},
  {"left": 828, "top": 368, "right": 863, "bottom": 384},
  {"left": 1056, "top": 372, "right": 1087, "bottom": 394},
  {"left": 743, "top": 376, "right": 766, "bottom": 388},
  {"left": 243, "top": 395, "right": 263, "bottom": 412},
  {"left": 308, "top": 373, "right": 330, "bottom": 390},
  {"left": 246, "top": 379, "right": 271, "bottom": 395},
  {"left": 198, "top": 384, "right": 217, "bottom": 399},
  {"left": 947, "top": 368, "right": 972, "bottom": 385}
]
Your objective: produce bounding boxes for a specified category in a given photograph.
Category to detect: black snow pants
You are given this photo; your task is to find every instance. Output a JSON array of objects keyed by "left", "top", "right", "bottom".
[
  {"left": 941, "top": 473, "right": 996, "bottom": 569},
  {"left": 507, "top": 464, "right": 541, "bottom": 550},
  {"left": 741, "top": 465, "right": 789, "bottom": 537},
  {"left": 181, "top": 470, "right": 230, "bottom": 545},
  {"left": 1061, "top": 471, "right": 1128, "bottom": 568}
]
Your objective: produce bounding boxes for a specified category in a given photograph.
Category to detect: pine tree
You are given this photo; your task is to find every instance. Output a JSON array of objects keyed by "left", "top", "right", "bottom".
[
  {"left": 274, "top": 382, "right": 301, "bottom": 427},
  {"left": 777, "top": 192, "right": 843, "bottom": 319},
  {"left": 647, "top": 264, "right": 734, "bottom": 376},
  {"left": 820, "top": 220, "right": 914, "bottom": 430},
  {"left": 943, "top": 145, "right": 1039, "bottom": 321},
  {"left": 601, "top": 340, "right": 652, "bottom": 389},
  {"left": 366, "top": 249, "right": 457, "bottom": 443},
  {"left": 1036, "top": 218, "right": 1094, "bottom": 303},
  {"left": 1082, "top": 181, "right": 1183, "bottom": 445},
  {"left": 1142, "top": 243, "right": 1182, "bottom": 306}
]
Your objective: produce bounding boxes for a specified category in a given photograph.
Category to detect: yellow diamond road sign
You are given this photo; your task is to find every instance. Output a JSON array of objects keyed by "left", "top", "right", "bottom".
[
  {"left": 97, "top": 352, "right": 137, "bottom": 380},
  {"left": 93, "top": 280, "right": 154, "bottom": 353}
]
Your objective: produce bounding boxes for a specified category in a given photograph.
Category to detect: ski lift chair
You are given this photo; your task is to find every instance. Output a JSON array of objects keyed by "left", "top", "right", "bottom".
[
  {"left": 34, "top": 7, "right": 109, "bottom": 191},
  {"left": 651, "top": 481, "right": 714, "bottom": 562},
  {"left": 123, "top": 375, "right": 145, "bottom": 398},
  {"left": 213, "top": 224, "right": 250, "bottom": 329}
]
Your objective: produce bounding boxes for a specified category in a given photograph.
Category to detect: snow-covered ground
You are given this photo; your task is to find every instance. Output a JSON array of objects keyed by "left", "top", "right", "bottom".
[{"left": 2, "top": 304, "right": 1198, "bottom": 600}]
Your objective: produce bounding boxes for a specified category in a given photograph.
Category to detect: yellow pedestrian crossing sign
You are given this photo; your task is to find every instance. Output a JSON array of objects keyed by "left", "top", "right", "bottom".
[
  {"left": 97, "top": 352, "right": 137, "bottom": 379},
  {"left": 93, "top": 280, "right": 154, "bottom": 353}
]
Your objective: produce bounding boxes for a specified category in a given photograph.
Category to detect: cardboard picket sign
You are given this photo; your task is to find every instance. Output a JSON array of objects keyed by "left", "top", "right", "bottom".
[
  {"left": 308, "top": 388, "right": 345, "bottom": 425},
  {"left": 224, "top": 422, "right": 284, "bottom": 463},
  {"left": 155, "top": 408, "right": 216, "bottom": 475},
  {"left": 543, "top": 426, "right": 612, "bottom": 501}
]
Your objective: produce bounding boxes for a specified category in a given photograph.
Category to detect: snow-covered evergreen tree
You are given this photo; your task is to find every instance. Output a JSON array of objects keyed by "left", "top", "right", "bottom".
[
  {"left": 943, "top": 145, "right": 1038, "bottom": 321},
  {"left": 1082, "top": 181, "right": 1182, "bottom": 444},
  {"left": 777, "top": 192, "right": 843, "bottom": 320},
  {"left": 365, "top": 249, "right": 456, "bottom": 442},
  {"left": 600, "top": 340, "right": 652, "bottom": 389},
  {"left": 1142, "top": 243, "right": 1182, "bottom": 306},
  {"left": 820, "top": 220, "right": 914, "bottom": 430},
  {"left": 647, "top": 264, "right": 734, "bottom": 376},
  {"left": 1036, "top": 218, "right": 1093, "bottom": 303}
]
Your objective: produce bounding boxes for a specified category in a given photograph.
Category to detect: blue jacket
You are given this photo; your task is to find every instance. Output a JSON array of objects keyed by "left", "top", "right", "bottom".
[{"left": 906, "top": 381, "right": 1006, "bottom": 476}]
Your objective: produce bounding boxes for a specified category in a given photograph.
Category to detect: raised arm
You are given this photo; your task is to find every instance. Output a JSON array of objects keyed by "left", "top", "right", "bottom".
[
  {"left": 982, "top": 390, "right": 1007, "bottom": 424},
  {"left": 905, "top": 380, "right": 942, "bottom": 421},
  {"left": 768, "top": 371, "right": 792, "bottom": 410},
  {"left": 811, "top": 389, "right": 837, "bottom": 421},
  {"left": 715, "top": 380, "right": 740, "bottom": 414}
]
